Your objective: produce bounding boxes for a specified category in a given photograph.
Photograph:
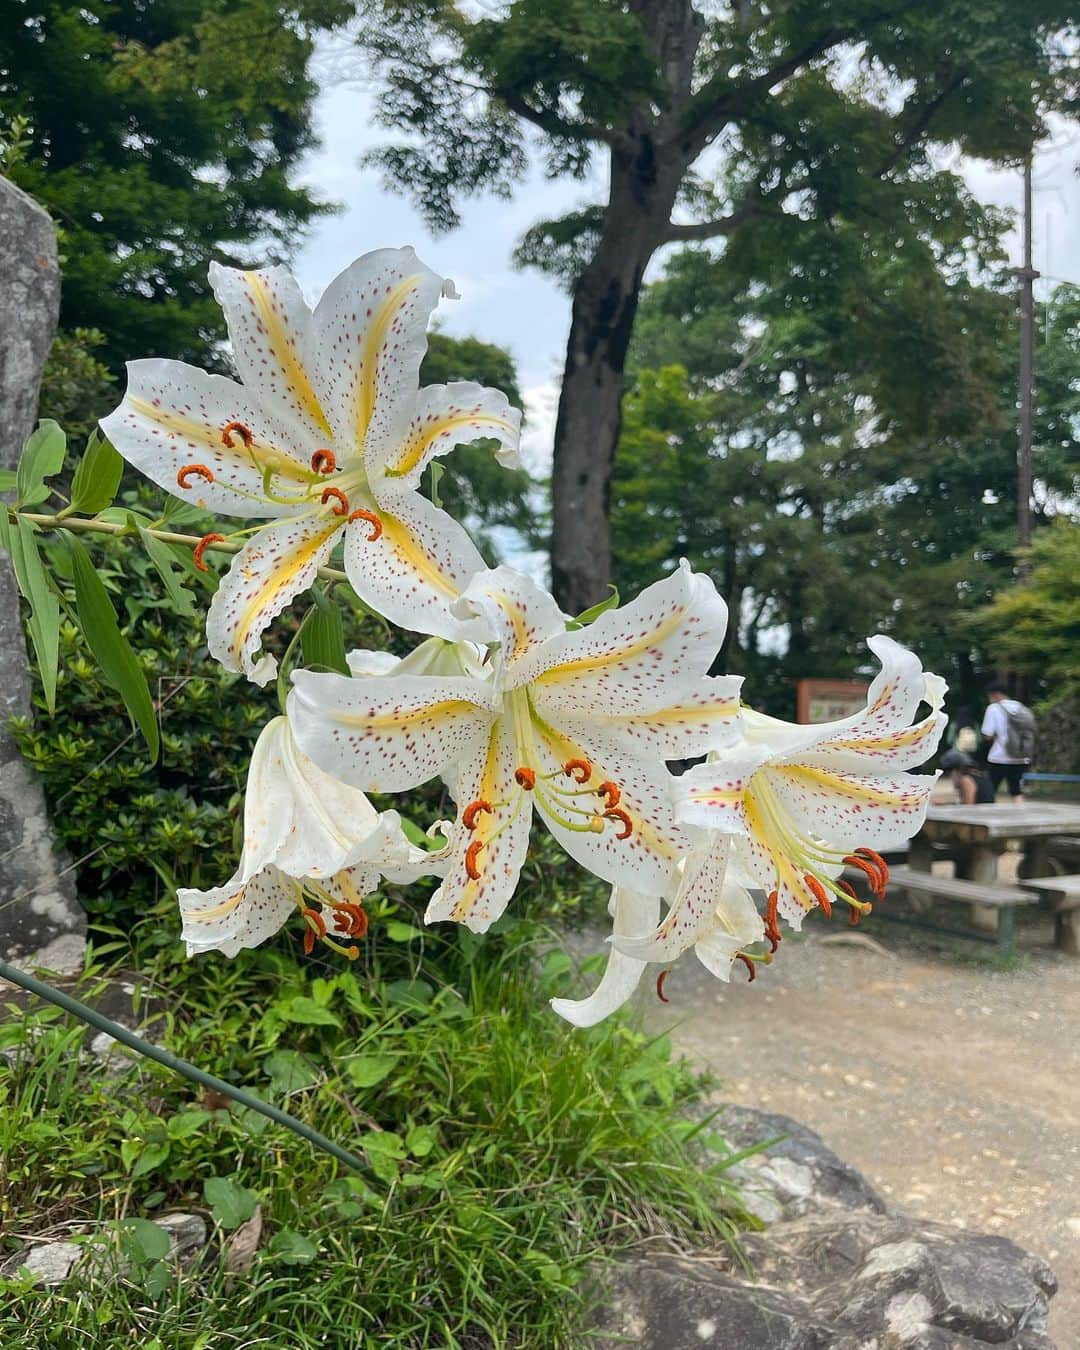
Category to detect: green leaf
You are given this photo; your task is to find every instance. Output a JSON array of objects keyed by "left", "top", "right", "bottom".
[
  {"left": 16, "top": 420, "right": 66, "bottom": 508},
  {"left": 263, "top": 1050, "right": 321, "bottom": 1094},
  {"left": 384, "top": 978, "right": 434, "bottom": 1008},
  {"left": 346, "top": 1054, "right": 398, "bottom": 1089},
  {"left": 406, "top": 1122, "right": 439, "bottom": 1158},
  {"left": 0, "top": 468, "right": 17, "bottom": 492},
  {"left": 130, "top": 1142, "right": 170, "bottom": 1179},
  {"left": 267, "top": 1230, "right": 318, "bottom": 1265},
  {"left": 566, "top": 585, "right": 619, "bottom": 630},
  {"left": 203, "top": 1177, "right": 258, "bottom": 1230},
  {"left": 118, "top": 1218, "right": 171, "bottom": 1263},
  {"left": 6, "top": 519, "right": 61, "bottom": 712},
  {"left": 166, "top": 1110, "right": 213, "bottom": 1140},
  {"left": 277, "top": 996, "right": 341, "bottom": 1028},
  {"left": 300, "top": 586, "right": 348, "bottom": 675},
  {"left": 67, "top": 533, "right": 160, "bottom": 759},
  {"left": 69, "top": 431, "right": 123, "bottom": 514},
  {"left": 138, "top": 528, "right": 195, "bottom": 617},
  {"left": 385, "top": 920, "right": 424, "bottom": 943}
]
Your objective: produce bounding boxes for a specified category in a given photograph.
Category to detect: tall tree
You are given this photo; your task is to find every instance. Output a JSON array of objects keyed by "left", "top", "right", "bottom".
[
  {"left": 0, "top": 0, "right": 350, "bottom": 370},
  {"left": 356, "top": 0, "right": 1076, "bottom": 612}
]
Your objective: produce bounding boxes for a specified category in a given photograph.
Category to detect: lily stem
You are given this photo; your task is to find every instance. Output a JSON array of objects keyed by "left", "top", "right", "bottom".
[
  {"left": 16, "top": 511, "right": 350, "bottom": 585},
  {"left": 0, "top": 958, "right": 370, "bottom": 1176}
]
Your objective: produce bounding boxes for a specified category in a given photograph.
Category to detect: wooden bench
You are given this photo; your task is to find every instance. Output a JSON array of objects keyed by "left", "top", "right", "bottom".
[
  {"left": 1016, "top": 875, "right": 1080, "bottom": 955},
  {"left": 880, "top": 865, "right": 1039, "bottom": 953}
]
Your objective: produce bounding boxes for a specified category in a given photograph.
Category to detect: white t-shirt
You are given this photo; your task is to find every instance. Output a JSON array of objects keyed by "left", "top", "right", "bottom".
[{"left": 981, "top": 700, "right": 1028, "bottom": 764}]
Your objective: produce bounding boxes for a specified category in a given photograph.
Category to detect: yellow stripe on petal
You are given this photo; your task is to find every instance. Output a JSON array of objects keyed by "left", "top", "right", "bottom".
[
  {"left": 450, "top": 726, "right": 506, "bottom": 925},
  {"left": 780, "top": 763, "right": 915, "bottom": 809},
  {"left": 333, "top": 698, "right": 487, "bottom": 733},
  {"left": 127, "top": 396, "right": 311, "bottom": 484},
  {"left": 183, "top": 888, "right": 248, "bottom": 922},
  {"left": 822, "top": 721, "right": 938, "bottom": 754},
  {"left": 357, "top": 274, "right": 424, "bottom": 447},
  {"left": 388, "top": 411, "right": 517, "bottom": 479},
  {"left": 536, "top": 606, "right": 689, "bottom": 685},
  {"left": 245, "top": 271, "right": 334, "bottom": 440},
  {"left": 378, "top": 509, "right": 462, "bottom": 600}
]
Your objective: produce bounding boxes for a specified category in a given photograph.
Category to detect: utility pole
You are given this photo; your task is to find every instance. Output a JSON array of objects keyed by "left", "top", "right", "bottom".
[{"left": 1017, "top": 154, "right": 1038, "bottom": 563}]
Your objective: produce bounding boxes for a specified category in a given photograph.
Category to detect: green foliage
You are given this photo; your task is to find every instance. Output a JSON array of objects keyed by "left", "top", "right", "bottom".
[
  {"left": 37, "top": 331, "right": 117, "bottom": 444},
  {"left": 1, "top": 0, "right": 348, "bottom": 373},
  {"left": 973, "top": 520, "right": 1080, "bottom": 700},
  {"left": 0, "top": 922, "right": 746, "bottom": 1347}
]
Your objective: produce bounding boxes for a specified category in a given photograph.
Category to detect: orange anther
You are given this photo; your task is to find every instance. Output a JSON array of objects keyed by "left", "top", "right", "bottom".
[
  {"left": 462, "top": 799, "right": 493, "bottom": 831},
  {"left": 514, "top": 767, "right": 536, "bottom": 790},
  {"left": 850, "top": 905, "right": 861, "bottom": 926},
  {"left": 347, "top": 508, "right": 382, "bottom": 540},
  {"left": 331, "top": 901, "right": 368, "bottom": 939},
  {"left": 766, "top": 929, "right": 781, "bottom": 955},
  {"left": 177, "top": 463, "right": 215, "bottom": 489},
  {"left": 856, "top": 847, "right": 890, "bottom": 896},
  {"left": 735, "top": 952, "right": 756, "bottom": 983},
  {"left": 604, "top": 807, "right": 633, "bottom": 840},
  {"left": 563, "top": 758, "right": 592, "bottom": 784},
  {"left": 764, "top": 889, "right": 781, "bottom": 946},
  {"left": 596, "top": 780, "right": 621, "bottom": 809},
  {"left": 321, "top": 486, "right": 350, "bottom": 516},
  {"left": 193, "top": 532, "right": 225, "bottom": 572},
  {"left": 311, "top": 449, "right": 337, "bottom": 475},
  {"left": 656, "top": 970, "right": 670, "bottom": 1003},
  {"left": 221, "top": 420, "right": 253, "bottom": 448},
  {"left": 303, "top": 928, "right": 315, "bottom": 955},
  {"left": 843, "top": 854, "right": 884, "bottom": 895},
  {"left": 836, "top": 879, "right": 859, "bottom": 901},
  {"left": 465, "top": 839, "right": 484, "bottom": 881},
  {"left": 804, "top": 874, "right": 833, "bottom": 918},
  {"left": 301, "top": 905, "right": 327, "bottom": 938}
]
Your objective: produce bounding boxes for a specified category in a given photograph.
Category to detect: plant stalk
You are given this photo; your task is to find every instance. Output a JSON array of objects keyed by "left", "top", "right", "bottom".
[{"left": 0, "top": 958, "right": 370, "bottom": 1175}]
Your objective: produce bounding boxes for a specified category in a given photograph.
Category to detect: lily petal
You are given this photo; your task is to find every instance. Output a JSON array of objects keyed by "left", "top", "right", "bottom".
[
  {"left": 101, "top": 359, "right": 315, "bottom": 518},
  {"left": 614, "top": 834, "right": 738, "bottom": 964},
  {"left": 311, "top": 246, "right": 447, "bottom": 473},
  {"left": 527, "top": 717, "right": 687, "bottom": 897},
  {"left": 346, "top": 490, "right": 494, "bottom": 642},
  {"left": 179, "top": 865, "right": 298, "bottom": 959},
  {"left": 454, "top": 565, "right": 568, "bottom": 680},
  {"left": 550, "top": 887, "right": 661, "bottom": 1027},
  {"left": 425, "top": 716, "right": 532, "bottom": 933},
  {"left": 673, "top": 747, "right": 774, "bottom": 834},
  {"left": 288, "top": 670, "right": 495, "bottom": 793},
  {"left": 694, "top": 882, "right": 767, "bottom": 981},
  {"left": 377, "top": 382, "right": 522, "bottom": 491},
  {"left": 766, "top": 763, "right": 938, "bottom": 852},
  {"left": 521, "top": 560, "right": 728, "bottom": 717},
  {"left": 208, "top": 263, "right": 334, "bottom": 446},
  {"left": 553, "top": 676, "right": 744, "bottom": 762},
  {"left": 207, "top": 513, "right": 346, "bottom": 686}
]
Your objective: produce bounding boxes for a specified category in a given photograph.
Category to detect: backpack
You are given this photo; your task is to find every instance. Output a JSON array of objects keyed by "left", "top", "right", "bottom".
[{"left": 1002, "top": 702, "right": 1037, "bottom": 761}]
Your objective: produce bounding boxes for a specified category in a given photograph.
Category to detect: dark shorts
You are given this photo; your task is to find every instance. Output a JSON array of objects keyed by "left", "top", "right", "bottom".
[{"left": 989, "top": 763, "right": 1027, "bottom": 797}]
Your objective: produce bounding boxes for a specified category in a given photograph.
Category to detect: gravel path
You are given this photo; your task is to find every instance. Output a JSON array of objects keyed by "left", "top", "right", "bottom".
[{"left": 630, "top": 903, "right": 1080, "bottom": 1346}]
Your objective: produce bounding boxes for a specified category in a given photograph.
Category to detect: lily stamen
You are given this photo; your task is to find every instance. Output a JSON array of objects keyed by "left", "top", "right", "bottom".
[
  {"left": 462, "top": 799, "right": 493, "bottom": 831},
  {"left": 596, "top": 780, "right": 621, "bottom": 808},
  {"left": 562, "top": 757, "right": 592, "bottom": 784},
  {"left": 321, "top": 486, "right": 350, "bottom": 516},
  {"left": 311, "top": 449, "right": 337, "bottom": 475},
  {"left": 193, "top": 532, "right": 225, "bottom": 572},
  {"left": 177, "top": 463, "right": 215, "bottom": 489},
  {"left": 803, "top": 873, "right": 833, "bottom": 917},
  {"left": 221, "top": 420, "right": 253, "bottom": 448},
  {"left": 844, "top": 853, "right": 885, "bottom": 896},
  {"left": 603, "top": 806, "right": 633, "bottom": 840},
  {"left": 735, "top": 952, "right": 757, "bottom": 982},
  {"left": 348, "top": 508, "right": 383, "bottom": 540},
  {"left": 656, "top": 970, "right": 671, "bottom": 1003},
  {"left": 514, "top": 767, "right": 536, "bottom": 790},
  {"left": 465, "top": 839, "right": 484, "bottom": 880}
]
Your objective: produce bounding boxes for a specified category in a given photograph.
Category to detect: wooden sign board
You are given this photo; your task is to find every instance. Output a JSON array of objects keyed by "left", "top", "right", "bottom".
[{"left": 795, "top": 678, "right": 869, "bottom": 725}]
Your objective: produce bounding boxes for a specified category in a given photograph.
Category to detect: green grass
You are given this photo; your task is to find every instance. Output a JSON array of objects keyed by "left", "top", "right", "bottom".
[{"left": 0, "top": 914, "right": 748, "bottom": 1348}]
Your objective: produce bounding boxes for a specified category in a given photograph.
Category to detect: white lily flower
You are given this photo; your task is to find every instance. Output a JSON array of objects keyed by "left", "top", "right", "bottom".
[
  {"left": 289, "top": 561, "right": 743, "bottom": 933},
  {"left": 658, "top": 635, "right": 946, "bottom": 945},
  {"left": 551, "top": 834, "right": 766, "bottom": 1028},
  {"left": 177, "top": 716, "right": 438, "bottom": 959},
  {"left": 101, "top": 247, "right": 521, "bottom": 686}
]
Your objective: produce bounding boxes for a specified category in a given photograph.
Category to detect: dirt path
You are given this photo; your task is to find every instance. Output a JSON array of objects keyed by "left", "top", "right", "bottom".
[{"left": 637, "top": 910, "right": 1080, "bottom": 1347}]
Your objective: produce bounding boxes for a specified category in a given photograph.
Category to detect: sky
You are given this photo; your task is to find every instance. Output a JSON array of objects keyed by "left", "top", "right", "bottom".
[{"left": 292, "top": 74, "right": 1080, "bottom": 478}]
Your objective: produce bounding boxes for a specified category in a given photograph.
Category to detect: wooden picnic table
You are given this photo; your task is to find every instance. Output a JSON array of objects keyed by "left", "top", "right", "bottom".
[{"left": 911, "top": 803, "right": 1080, "bottom": 934}]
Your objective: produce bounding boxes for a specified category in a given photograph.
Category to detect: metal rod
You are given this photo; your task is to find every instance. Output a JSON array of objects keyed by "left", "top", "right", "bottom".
[{"left": 0, "top": 959, "right": 370, "bottom": 1175}]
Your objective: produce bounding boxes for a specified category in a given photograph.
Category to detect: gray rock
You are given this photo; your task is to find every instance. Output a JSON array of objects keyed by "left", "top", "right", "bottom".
[
  {"left": 712, "top": 1102, "right": 886, "bottom": 1223},
  {"left": 155, "top": 1212, "right": 208, "bottom": 1264},
  {"left": 10, "top": 1241, "right": 82, "bottom": 1287},
  {"left": 0, "top": 177, "right": 85, "bottom": 974}
]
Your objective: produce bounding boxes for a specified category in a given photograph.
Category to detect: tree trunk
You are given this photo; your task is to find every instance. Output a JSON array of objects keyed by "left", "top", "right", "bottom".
[{"left": 549, "top": 140, "right": 682, "bottom": 614}]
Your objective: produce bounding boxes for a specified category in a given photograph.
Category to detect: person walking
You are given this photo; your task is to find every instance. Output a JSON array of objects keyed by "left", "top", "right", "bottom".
[{"left": 980, "top": 681, "right": 1037, "bottom": 802}]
